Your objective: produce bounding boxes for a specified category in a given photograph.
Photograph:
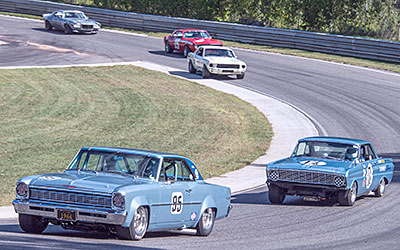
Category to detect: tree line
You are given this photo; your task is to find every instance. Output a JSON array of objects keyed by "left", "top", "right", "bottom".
[{"left": 56, "top": 0, "right": 400, "bottom": 40}]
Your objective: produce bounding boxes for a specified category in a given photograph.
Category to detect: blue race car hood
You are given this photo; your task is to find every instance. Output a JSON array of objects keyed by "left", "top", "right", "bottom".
[
  {"left": 270, "top": 157, "right": 353, "bottom": 174},
  {"left": 29, "top": 171, "right": 150, "bottom": 194}
]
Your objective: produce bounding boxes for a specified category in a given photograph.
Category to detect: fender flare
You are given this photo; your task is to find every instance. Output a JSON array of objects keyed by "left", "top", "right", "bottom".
[{"left": 122, "top": 195, "right": 151, "bottom": 227}]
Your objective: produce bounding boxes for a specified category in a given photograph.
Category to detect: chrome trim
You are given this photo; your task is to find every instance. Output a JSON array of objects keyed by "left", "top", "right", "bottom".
[{"left": 12, "top": 200, "right": 126, "bottom": 225}]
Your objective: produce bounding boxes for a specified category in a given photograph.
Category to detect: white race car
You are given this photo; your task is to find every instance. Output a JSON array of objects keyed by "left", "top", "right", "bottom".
[{"left": 187, "top": 46, "right": 247, "bottom": 79}]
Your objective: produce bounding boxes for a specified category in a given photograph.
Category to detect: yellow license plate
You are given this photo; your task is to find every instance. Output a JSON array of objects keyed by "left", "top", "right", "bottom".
[{"left": 57, "top": 210, "right": 76, "bottom": 221}]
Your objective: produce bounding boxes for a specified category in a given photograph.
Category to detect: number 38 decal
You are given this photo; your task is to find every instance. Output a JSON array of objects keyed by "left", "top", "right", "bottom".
[{"left": 171, "top": 192, "right": 183, "bottom": 214}]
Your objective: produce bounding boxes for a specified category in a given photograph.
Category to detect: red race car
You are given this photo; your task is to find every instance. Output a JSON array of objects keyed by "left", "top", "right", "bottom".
[{"left": 164, "top": 29, "right": 223, "bottom": 57}]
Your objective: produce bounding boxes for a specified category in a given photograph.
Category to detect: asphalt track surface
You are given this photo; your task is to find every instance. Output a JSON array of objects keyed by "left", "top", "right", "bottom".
[{"left": 1, "top": 15, "right": 400, "bottom": 250}]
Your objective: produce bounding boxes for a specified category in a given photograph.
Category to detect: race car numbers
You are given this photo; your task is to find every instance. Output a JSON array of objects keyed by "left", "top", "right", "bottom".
[{"left": 171, "top": 192, "right": 183, "bottom": 214}]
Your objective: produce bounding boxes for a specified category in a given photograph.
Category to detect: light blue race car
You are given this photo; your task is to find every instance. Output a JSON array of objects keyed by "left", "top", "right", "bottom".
[
  {"left": 266, "top": 137, "right": 394, "bottom": 206},
  {"left": 13, "top": 147, "right": 232, "bottom": 240}
]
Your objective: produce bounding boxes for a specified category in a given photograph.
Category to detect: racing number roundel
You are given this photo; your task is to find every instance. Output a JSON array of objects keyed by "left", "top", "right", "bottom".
[{"left": 171, "top": 192, "right": 183, "bottom": 214}]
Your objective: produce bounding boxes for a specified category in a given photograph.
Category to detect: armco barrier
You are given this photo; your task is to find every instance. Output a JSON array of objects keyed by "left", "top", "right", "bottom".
[{"left": 1, "top": 0, "right": 399, "bottom": 63}]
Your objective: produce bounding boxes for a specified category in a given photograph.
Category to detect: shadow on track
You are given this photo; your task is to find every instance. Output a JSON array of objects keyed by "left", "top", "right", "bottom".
[
  {"left": 32, "top": 28, "right": 95, "bottom": 35},
  {"left": 148, "top": 50, "right": 185, "bottom": 59},
  {"left": 0, "top": 222, "right": 195, "bottom": 243},
  {"left": 168, "top": 70, "right": 239, "bottom": 81}
]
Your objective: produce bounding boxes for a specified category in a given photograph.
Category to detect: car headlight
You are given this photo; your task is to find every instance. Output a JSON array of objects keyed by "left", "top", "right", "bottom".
[
  {"left": 334, "top": 176, "right": 345, "bottom": 187},
  {"left": 112, "top": 192, "right": 125, "bottom": 212},
  {"left": 16, "top": 182, "right": 29, "bottom": 199},
  {"left": 209, "top": 63, "right": 214, "bottom": 67},
  {"left": 268, "top": 170, "right": 279, "bottom": 181},
  {"left": 242, "top": 65, "right": 246, "bottom": 68}
]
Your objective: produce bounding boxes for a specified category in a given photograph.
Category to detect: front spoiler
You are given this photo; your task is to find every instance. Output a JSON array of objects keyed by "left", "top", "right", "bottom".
[{"left": 13, "top": 200, "right": 126, "bottom": 225}]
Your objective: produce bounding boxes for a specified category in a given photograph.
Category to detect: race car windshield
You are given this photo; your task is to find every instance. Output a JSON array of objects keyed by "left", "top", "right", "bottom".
[
  {"left": 67, "top": 150, "right": 160, "bottom": 180},
  {"left": 64, "top": 12, "right": 87, "bottom": 19},
  {"left": 183, "top": 31, "right": 210, "bottom": 38},
  {"left": 204, "top": 49, "right": 235, "bottom": 57},
  {"left": 293, "top": 141, "right": 358, "bottom": 161}
]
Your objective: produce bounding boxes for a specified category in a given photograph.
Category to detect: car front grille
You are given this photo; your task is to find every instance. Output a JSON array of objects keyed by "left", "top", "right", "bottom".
[
  {"left": 271, "top": 169, "right": 339, "bottom": 186},
  {"left": 82, "top": 25, "right": 93, "bottom": 29},
  {"left": 217, "top": 64, "right": 240, "bottom": 69},
  {"left": 29, "top": 188, "right": 112, "bottom": 208}
]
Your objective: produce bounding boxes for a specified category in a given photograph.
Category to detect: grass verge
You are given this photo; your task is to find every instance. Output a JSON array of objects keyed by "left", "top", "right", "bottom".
[
  {"left": 0, "top": 65, "right": 272, "bottom": 206},
  {"left": 1, "top": 11, "right": 398, "bottom": 73}
]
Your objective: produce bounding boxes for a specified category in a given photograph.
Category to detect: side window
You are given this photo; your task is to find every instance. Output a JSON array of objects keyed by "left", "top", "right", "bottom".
[
  {"left": 197, "top": 48, "right": 203, "bottom": 56},
  {"left": 177, "top": 160, "right": 195, "bottom": 182},
  {"left": 360, "top": 146, "right": 366, "bottom": 161},
  {"left": 160, "top": 160, "right": 177, "bottom": 182},
  {"left": 365, "top": 145, "right": 376, "bottom": 160},
  {"left": 174, "top": 31, "right": 182, "bottom": 37}
]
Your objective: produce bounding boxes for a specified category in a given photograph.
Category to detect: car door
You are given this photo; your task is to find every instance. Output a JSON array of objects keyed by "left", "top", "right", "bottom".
[
  {"left": 364, "top": 144, "right": 382, "bottom": 191},
  {"left": 194, "top": 47, "right": 204, "bottom": 69},
  {"left": 172, "top": 31, "right": 183, "bottom": 51},
  {"left": 358, "top": 144, "right": 378, "bottom": 194},
  {"left": 156, "top": 158, "right": 191, "bottom": 227},
  {"left": 51, "top": 11, "right": 63, "bottom": 29}
]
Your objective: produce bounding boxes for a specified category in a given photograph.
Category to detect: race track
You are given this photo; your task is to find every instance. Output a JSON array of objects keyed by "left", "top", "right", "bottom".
[{"left": 0, "top": 15, "right": 399, "bottom": 250}]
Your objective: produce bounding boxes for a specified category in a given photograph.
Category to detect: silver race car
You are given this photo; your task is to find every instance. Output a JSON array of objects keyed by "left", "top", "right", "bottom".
[{"left": 43, "top": 10, "right": 101, "bottom": 34}]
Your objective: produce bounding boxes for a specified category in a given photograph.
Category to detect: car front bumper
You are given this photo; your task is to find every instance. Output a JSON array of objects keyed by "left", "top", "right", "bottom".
[
  {"left": 208, "top": 67, "right": 246, "bottom": 75},
  {"left": 267, "top": 181, "right": 347, "bottom": 198},
  {"left": 13, "top": 200, "right": 126, "bottom": 225},
  {"left": 72, "top": 27, "right": 99, "bottom": 33}
]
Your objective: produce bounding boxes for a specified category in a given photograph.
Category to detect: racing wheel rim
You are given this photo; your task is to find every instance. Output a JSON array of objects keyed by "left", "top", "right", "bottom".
[{"left": 133, "top": 206, "right": 147, "bottom": 236}]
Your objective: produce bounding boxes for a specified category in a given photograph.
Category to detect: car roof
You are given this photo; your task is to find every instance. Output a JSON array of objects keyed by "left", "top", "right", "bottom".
[
  {"left": 80, "top": 146, "right": 188, "bottom": 159},
  {"left": 299, "top": 136, "right": 370, "bottom": 146},
  {"left": 175, "top": 29, "right": 208, "bottom": 32},
  {"left": 199, "top": 46, "right": 232, "bottom": 50},
  {"left": 57, "top": 10, "right": 84, "bottom": 13}
]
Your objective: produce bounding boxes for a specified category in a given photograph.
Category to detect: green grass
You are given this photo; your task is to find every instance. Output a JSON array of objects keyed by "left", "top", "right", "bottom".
[
  {"left": 0, "top": 66, "right": 272, "bottom": 206},
  {"left": 1, "top": 11, "right": 398, "bottom": 73}
]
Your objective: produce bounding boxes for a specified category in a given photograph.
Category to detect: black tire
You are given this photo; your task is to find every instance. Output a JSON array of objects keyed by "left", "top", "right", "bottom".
[
  {"left": 374, "top": 179, "right": 386, "bottom": 197},
  {"left": 188, "top": 60, "right": 196, "bottom": 74},
  {"left": 183, "top": 46, "right": 191, "bottom": 57},
  {"left": 237, "top": 73, "right": 245, "bottom": 79},
  {"left": 202, "top": 66, "right": 211, "bottom": 79},
  {"left": 268, "top": 184, "right": 286, "bottom": 204},
  {"left": 19, "top": 214, "right": 48, "bottom": 234},
  {"left": 165, "top": 41, "right": 173, "bottom": 53},
  {"left": 196, "top": 208, "right": 215, "bottom": 236},
  {"left": 116, "top": 206, "right": 148, "bottom": 240},
  {"left": 64, "top": 24, "right": 73, "bottom": 34},
  {"left": 45, "top": 21, "right": 52, "bottom": 31},
  {"left": 338, "top": 181, "right": 357, "bottom": 206}
]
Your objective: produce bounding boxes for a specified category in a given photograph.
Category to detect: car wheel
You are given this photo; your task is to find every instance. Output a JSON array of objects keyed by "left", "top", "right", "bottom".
[
  {"left": 64, "top": 24, "right": 73, "bottom": 34},
  {"left": 165, "top": 42, "right": 173, "bottom": 53},
  {"left": 116, "top": 206, "right": 148, "bottom": 240},
  {"left": 183, "top": 46, "right": 191, "bottom": 57},
  {"left": 202, "top": 66, "right": 211, "bottom": 79},
  {"left": 268, "top": 184, "right": 286, "bottom": 204},
  {"left": 237, "top": 73, "right": 245, "bottom": 79},
  {"left": 45, "top": 21, "right": 53, "bottom": 31},
  {"left": 188, "top": 60, "right": 196, "bottom": 74},
  {"left": 19, "top": 214, "right": 48, "bottom": 234},
  {"left": 374, "top": 179, "right": 386, "bottom": 197},
  {"left": 196, "top": 208, "right": 215, "bottom": 236},
  {"left": 338, "top": 181, "right": 357, "bottom": 206}
]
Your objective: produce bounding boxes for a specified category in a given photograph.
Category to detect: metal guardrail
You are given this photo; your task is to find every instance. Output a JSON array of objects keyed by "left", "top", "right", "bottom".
[{"left": 1, "top": 0, "right": 399, "bottom": 63}]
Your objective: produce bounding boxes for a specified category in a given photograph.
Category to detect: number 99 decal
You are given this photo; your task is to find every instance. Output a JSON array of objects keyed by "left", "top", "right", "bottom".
[{"left": 171, "top": 192, "right": 183, "bottom": 214}]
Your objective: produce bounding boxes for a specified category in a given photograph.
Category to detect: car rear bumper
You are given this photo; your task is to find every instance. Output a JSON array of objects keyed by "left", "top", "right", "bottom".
[{"left": 13, "top": 200, "right": 126, "bottom": 225}]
